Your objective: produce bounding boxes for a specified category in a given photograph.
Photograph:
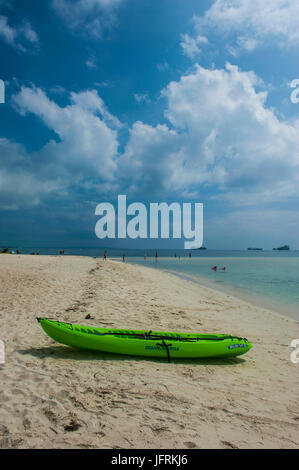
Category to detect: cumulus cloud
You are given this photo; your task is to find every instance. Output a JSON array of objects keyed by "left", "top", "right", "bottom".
[
  {"left": 0, "top": 15, "right": 39, "bottom": 52},
  {"left": 3, "top": 63, "right": 299, "bottom": 210},
  {"left": 119, "top": 63, "right": 299, "bottom": 203},
  {"left": 196, "top": 0, "right": 299, "bottom": 51},
  {"left": 13, "top": 87, "right": 121, "bottom": 170},
  {"left": 0, "top": 139, "right": 63, "bottom": 210},
  {"left": 118, "top": 122, "right": 184, "bottom": 196},
  {"left": 0, "top": 87, "right": 121, "bottom": 209},
  {"left": 52, "top": 0, "right": 124, "bottom": 37},
  {"left": 69, "top": 89, "right": 123, "bottom": 128},
  {"left": 164, "top": 64, "right": 299, "bottom": 201}
]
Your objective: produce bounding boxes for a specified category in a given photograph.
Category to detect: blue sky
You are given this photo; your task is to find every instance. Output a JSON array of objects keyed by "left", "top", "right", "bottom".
[{"left": 0, "top": 0, "right": 299, "bottom": 249}]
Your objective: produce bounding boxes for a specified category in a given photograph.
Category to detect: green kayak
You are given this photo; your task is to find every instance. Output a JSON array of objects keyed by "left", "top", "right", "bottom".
[{"left": 37, "top": 318, "right": 252, "bottom": 361}]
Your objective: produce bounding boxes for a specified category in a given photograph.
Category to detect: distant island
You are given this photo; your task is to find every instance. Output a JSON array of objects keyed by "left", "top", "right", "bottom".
[
  {"left": 247, "top": 248, "right": 263, "bottom": 251},
  {"left": 273, "top": 245, "right": 290, "bottom": 251},
  {"left": 197, "top": 246, "right": 207, "bottom": 250},
  {"left": 1, "top": 247, "right": 12, "bottom": 254}
]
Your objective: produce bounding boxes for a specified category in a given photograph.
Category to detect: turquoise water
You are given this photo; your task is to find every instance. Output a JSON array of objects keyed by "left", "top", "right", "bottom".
[{"left": 125, "top": 254, "right": 299, "bottom": 320}]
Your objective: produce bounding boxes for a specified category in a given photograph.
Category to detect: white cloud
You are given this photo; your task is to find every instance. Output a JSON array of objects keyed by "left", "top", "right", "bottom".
[
  {"left": 13, "top": 87, "right": 120, "bottom": 177},
  {"left": 0, "top": 87, "right": 121, "bottom": 209},
  {"left": 134, "top": 93, "right": 151, "bottom": 104},
  {"left": 118, "top": 121, "right": 183, "bottom": 196},
  {"left": 3, "top": 64, "right": 299, "bottom": 210},
  {"left": 0, "top": 15, "right": 16, "bottom": 45},
  {"left": 180, "top": 33, "right": 208, "bottom": 59},
  {"left": 49, "top": 85, "right": 68, "bottom": 95},
  {"left": 86, "top": 55, "right": 97, "bottom": 68},
  {"left": 21, "top": 21, "right": 39, "bottom": 44},
  {"left": 197, "top": 0, "right": 299, "bottom": 51},
  {"left": 0, "top": 15, "right": 39, "bottom": 52},
  {"left": 119, "top": 63, "right": 299, "bottom": 203},
  {"left": 0, "top": 139, "right": 63, "bottom": 210},
  {"left": 52, "top": 0, "right": 124, "bottom": 37},
  {"left": 94, "top": 81, "right": 110, "bottom": 88},
  {"left": 163, "top": 63, "right": 299, "bottom": 200},
  {"left": 69, "top": 89, "right": 123, "bottom": 128}
]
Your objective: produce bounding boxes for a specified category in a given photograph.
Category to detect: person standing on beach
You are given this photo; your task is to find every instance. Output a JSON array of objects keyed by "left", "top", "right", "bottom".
[
  {"left": 144, "top": 253, "right": 147, "bottom": 260},
  {"left": 104, "top": 251, "right": 107, "bottom": 260},
  {"left": 122, "top": 254, "right": 126, "bottom": 262},
  {"left": 155, "top": 251, "right": 158, "bottom": 262}
]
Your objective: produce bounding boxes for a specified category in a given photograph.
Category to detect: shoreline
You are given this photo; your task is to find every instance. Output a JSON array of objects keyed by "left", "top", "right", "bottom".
[
  {"left": 164, "top": 270, "right": 299, "bottom": 323},
  {"left": 0, "top": 254, "right": 298, "bottom": 449},
  {"left": 116, "top": 257, "right": 299, "bottom": 322}
]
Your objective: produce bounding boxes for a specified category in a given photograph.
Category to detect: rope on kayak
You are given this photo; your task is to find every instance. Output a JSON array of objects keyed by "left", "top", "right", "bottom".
[
  {"left": 164, "top": 340, "right": 171, "bottom": 363},
  {"left": 156, "top": 341, "right": 172, "bottom": 363},
  {"left": 104, "top": 332, "right": 245, "bottom": 342}
]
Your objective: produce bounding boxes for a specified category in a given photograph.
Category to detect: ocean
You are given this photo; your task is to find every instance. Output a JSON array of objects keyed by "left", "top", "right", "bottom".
[
  {"left": 126, "top": 251, "right": 299, "bottom": 321},
  {"left": 6, "top": 247, "right": 299, "bottom": 320}
]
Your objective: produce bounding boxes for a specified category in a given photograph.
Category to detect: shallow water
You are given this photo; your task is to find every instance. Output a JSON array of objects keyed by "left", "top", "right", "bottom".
[{"left": 126, "top": 254, "right": 299, "bottom": 321}]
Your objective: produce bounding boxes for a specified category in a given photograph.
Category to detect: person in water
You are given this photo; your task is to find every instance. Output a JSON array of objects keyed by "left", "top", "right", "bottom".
[
  {"left": 122, "top": 254, "right": 126, "bottom": 262},
  {"left": 212, "top": 266, "right": 217, "bottom": 271},
  {"left": 155, "top": 251, "right": 158, "bottom": 262}
]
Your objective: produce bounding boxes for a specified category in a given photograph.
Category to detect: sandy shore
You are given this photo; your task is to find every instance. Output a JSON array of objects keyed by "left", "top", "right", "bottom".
[{"left": 0, "top": 254, "right": 298, "bottom": 449}]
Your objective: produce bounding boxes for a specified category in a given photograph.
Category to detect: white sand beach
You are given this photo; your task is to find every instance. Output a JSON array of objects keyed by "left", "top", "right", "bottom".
[{"left": 0, "top": 254, "right": 298, "bottom": 449}]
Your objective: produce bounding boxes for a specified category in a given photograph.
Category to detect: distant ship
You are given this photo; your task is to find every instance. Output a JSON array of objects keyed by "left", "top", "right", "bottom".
[
  {"left": 197, "top": 246, "right": 207, "bottom": 250},
  {"left": 273, "top": 245, "right": 290, "bottom": 251},
  {"left": 247, "top": 248, "right": 263, "bottom": 251}
]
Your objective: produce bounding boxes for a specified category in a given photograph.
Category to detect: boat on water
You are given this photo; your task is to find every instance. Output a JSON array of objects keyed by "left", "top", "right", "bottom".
[
  {"left": 247, "top": 248, "right": 263, "bottom": 251},
  {"left": 37, "top": 318, "right": 252, "bottom": 361},
  {"left": 273, "top": 245, "right": 290, "bottom": 251}
]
